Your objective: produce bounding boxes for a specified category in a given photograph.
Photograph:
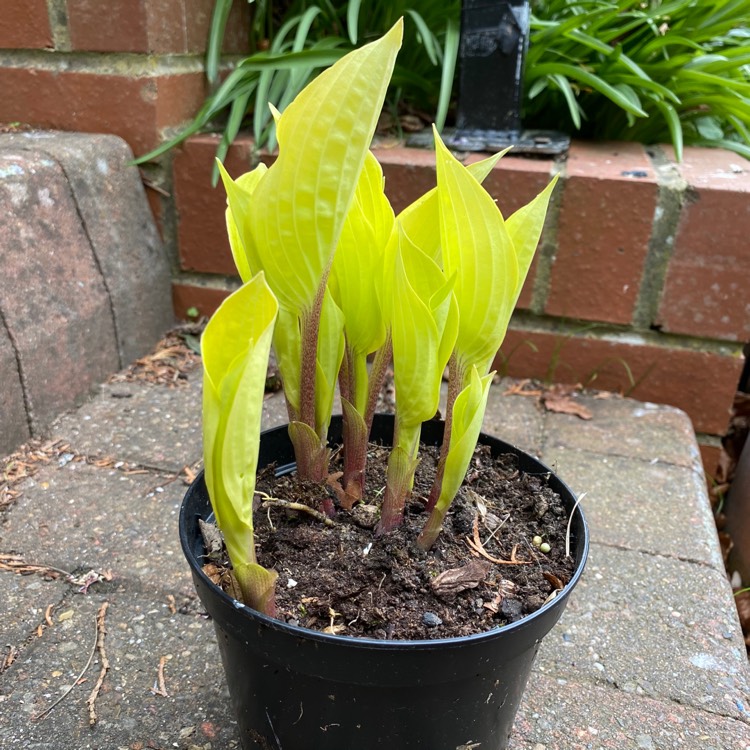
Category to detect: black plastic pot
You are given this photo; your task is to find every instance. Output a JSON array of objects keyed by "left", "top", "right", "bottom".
[{"left": 180, "top": 414, "right": 589, "bottom": 750}]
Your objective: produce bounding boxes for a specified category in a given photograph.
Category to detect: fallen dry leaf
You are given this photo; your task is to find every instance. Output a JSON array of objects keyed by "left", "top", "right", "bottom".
[
  {"left": 431, "top": 560, "right": 490, "bottom": 600},
  {"left": 542, "top": 386, "right": 593, "bottom": 420},
  {"left": 543, "top": 571, "right": 566, "bottom": 590}
]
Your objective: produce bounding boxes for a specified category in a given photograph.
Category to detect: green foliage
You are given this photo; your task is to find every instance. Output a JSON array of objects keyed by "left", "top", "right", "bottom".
[
  {"left": 134, "top": 1, "right": 749, "bottom": 172},
  {"left": 135, "top": 0, "right": 459, "bottom": 182},
  {"left": 526, "top": 0, "right": 750, "bottom": 159}
]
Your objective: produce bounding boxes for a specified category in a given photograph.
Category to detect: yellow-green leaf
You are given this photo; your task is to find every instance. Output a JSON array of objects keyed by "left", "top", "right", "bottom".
[
  {"left": 506, "top": 175, "right": 559, "bottom": 304},
  {"left": 218, "top": 161, "right": 268, "bottom": 283},
  {"left": 434, "top": 128, "right": 519, "bottom": 378},
  {"left": 435, "top": 366, "right": 494, "bottom": 513},
  {"left": 389, "top": 227, "right": 456, "bottom": 431},
  {"left": 329, "top": 151, "right": 393, "bottom": 359},
  {"left": 397, "top": 151, "right": 507, "bottom": 266},
  {"left": 202, "top": 272, "right": 278, "bottom": 578},
  {"left": 271, "top": 307, "right": 301, "bottom": 418},
  {"left": 314, "top": 289, "right": 345, "bottom": 437},
  {"left": 246, "top": 21, "right": 403, "bottom": 314}
]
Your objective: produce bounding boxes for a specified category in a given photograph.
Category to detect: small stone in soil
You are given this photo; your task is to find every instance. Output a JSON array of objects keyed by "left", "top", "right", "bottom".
[
  {"left": 422, "top": 612, "right": 443, "bottom": 627},
  {"left": 501, "top": 598, "right": 524, "bottom": 622}
]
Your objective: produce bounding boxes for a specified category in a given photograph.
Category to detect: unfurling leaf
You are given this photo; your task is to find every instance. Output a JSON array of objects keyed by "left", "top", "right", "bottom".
[
  {"left": 243, "top": 21, "right": 403, "bottom": 316},
  {"left": 434, "top": 127, "right": 519, "bottom": 380},
  {"left": 398, "top": 150, "right": 508, "bottom": 266},
  {"left": 377, "top": 226, "right": 458, "bottom": 533},
  {"left": 418, "top": 367, "right": 493, "bottom": 550},
  {"left": 202, "top": 272, "right": 279, "bottom": 613},
  {"left": 389, "top": 226, "right": 457, "bottom": 443}
]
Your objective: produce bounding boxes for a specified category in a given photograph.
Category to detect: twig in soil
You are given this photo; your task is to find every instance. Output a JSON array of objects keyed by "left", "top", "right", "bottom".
[
  {"left": 466, "top": 518, "right": 530, "bottom": 566},
  {"left": 481, "top": 513, "right": 509, "bottom": 547},
  {"left": 86, "top": 602, "right": 110, "bottom": 726},
  {"left": 565, "top": 492, "right": 587, "bottom": 559},
  {"left": 151, "top": 656, "right": 169, "bottom": 697},
  {"left": 256, "top": 492, "right": 335, "bottom": 527},
  {"left": 33, "top": 611, "right": 99, "bottom": 721}
]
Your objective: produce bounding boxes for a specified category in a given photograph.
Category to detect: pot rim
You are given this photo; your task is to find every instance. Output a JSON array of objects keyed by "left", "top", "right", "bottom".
[{"left": 180, "top": 420, "right": 589, "bottom": 651}]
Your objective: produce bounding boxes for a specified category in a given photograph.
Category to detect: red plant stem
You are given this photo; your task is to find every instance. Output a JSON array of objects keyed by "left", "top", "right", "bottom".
[
  {"left": 299, "top": 309, "right": 321, "bottom": 432},
  {"left": 338, "top": 347, "right": 352, "bottom": 405},
  {"left": 340, "top": 401, "right": 367, "bottom": 505},
  {"left": 294, "top": 276, "right": 332, "bottom": 482},
  {"left": 376, "top": 418, "right": 418, "bottom": 535},
  {"left": 425, "top": 355, "right": 463, "bottom": 513},
  {"left": 364, "top": 333, "right": 392, "bottom": 431}
]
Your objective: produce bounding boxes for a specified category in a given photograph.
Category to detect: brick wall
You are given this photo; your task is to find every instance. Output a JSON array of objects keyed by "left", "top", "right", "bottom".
[
  {"left": 171, "top": 134, "right": 748, "bottom": 470},
  {"left": 1, "top": 2, "right": 746, "bottom": 473},
  {"left": 0, "top": 0, "right": 249, "bottom": 155}
]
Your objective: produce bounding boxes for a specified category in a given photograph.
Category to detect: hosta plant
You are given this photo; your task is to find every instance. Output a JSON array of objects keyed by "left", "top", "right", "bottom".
[{"left": 202, "top": 20, "right": 557, "bottom": 616}]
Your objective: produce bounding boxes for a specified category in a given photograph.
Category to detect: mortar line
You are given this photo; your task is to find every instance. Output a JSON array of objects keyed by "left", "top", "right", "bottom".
[
  {"left": 0, "top": 304, "right": 35, "bottom": 437},
  {"left": 46, "top": 151, "right": 124, "bottom": 370},
  {"left": 631, "top": 146, "right": 687, "bottom": 330},
  {"left": 529, "top": 157, "right": 566, "bottom": 314},
  {"left": 508, "top": 308, "right": 744, "bottom": 358},
  {"left": 45, "top": 0, "right": 71, "bottom": 51}
]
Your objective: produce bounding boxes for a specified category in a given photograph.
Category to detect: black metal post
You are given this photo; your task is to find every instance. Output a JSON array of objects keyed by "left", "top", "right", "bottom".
[
  {"left": 408, "top": 0, "right": 569, "bottom": 156},
  {"left": 455, "top": 0, "right": 529, "bottom": 138}
]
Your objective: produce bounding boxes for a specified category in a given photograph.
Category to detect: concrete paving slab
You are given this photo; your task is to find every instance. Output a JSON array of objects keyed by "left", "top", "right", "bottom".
[
  {"left": 0, "top": 325, "right": 29, "bottom": 456},
  {"left": 0, "top": 460, "right": 190, "bottom": 594},
  {"left": 0, "top": 571, "right": 68, "bottom": 658},
  {"left": 0, "top": 148, "right": 119, "bottom": 434},
  {"left": 535, "top": 544, "right": 750, "bottom": 723},
  {"left": 0, "top": 591, "right": 238, "bottom": 749},
  {"left": 51, "top": 381, "right": 203, "bottom": 473},
  {"left": 0, "top": 131, "right": 175, "bottom": 367},
  {"left": 542, "top": 445, "right": 722, "bottom": 568},
  {"left": 51, "top": 383, "right": 292, "bottom": 474},
  {"left": 508, "top": 672, "right": 750, "bottom": 750},
  {"left": 482, "top": 383, "right": 545, "bottom": 456},
  {"left": 542, "top": 396, "right": 702, "bottom": 471}
]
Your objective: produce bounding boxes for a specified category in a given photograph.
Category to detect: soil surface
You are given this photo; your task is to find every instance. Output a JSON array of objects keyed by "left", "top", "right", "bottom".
[{"left": 205, "top": 441, "right": 577, "bottom": 641}]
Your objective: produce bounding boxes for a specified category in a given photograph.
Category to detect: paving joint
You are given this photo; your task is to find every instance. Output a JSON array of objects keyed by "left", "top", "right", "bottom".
[
  {"left": 590, "top": 538, "right": 726, "bottom": 573},
  {"left": 0, "top": 305, "right": 35, "bottom": 437}
]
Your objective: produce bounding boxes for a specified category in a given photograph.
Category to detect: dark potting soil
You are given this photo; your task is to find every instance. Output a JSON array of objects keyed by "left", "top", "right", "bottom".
[{"left": 204, "top": 441, "right": 577, "bottom": 641}]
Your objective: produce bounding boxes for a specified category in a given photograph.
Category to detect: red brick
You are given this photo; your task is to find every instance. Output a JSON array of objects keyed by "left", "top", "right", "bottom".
[
  {"left": 67, "top": 0, "right": 149, "bottom": 53},
  {"left": 657, "top": 147, "right": 750, "bottom": 341},
  {"left": 0, "top": 67, "right": 205, "bottom": 155},
  {"left": 375, "top": 146, "right": 437, "bottom": 215},
  {"left": 547, "top": 141, "right": 658, "bottom": 324},
  {"left": 0, "top": 0, "right": 52, "bottom": 49},
  {"left": 173, "top": 133, "right": 255, "bottom": 274},
  {"left": 493, "top": 326, "right": 743, "bottom": 435},
  {"left": 67, "top": 0, "right": 250, "bottom": 54},
  {"left": 173, "top": 283, "right": 231, "bottom": 319}
]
